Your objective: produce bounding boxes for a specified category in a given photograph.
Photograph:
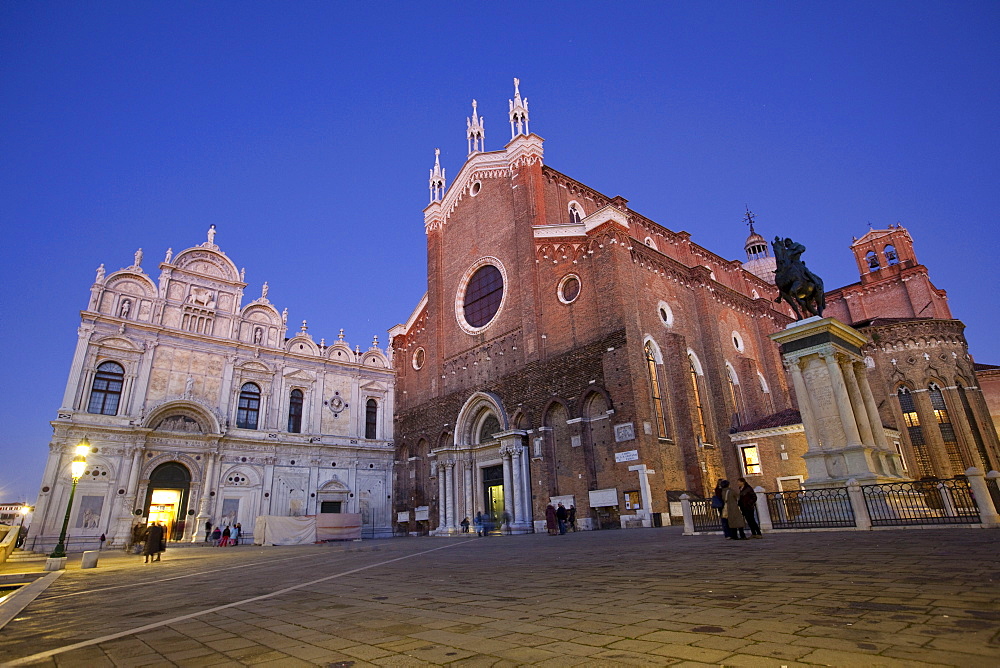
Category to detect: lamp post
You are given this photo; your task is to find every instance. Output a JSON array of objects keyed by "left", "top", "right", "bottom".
[
  {"left": 16, "top": 504, "right": 32, "bottom": 548},
  {"left": 49, "top": 437, "right": 90, "bottom": 559}
]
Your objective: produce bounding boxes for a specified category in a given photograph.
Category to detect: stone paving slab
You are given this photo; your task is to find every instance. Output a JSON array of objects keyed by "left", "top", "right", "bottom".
[{"left": 0, "top": 528, "right": 998, "bottom": 666}]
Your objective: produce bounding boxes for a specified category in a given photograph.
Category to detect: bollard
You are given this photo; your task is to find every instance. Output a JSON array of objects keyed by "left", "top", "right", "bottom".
[
  {"left": 680, "top": 494, "right": 694, "bottom": 535},
  {"left": 966, "top": 467, "right": 999, "bottom": 528},
  {"left": 754, "top": 486, "right": 773, "bottom": 531},
  {"left": 44, "top": 556, "right": 67, "bottom": 571},
  {"left": 846, "top": 479, "right": 872, "bottom": 530},
  {"left": 81, "top": 550, "right": 99, "bottom": 569}
]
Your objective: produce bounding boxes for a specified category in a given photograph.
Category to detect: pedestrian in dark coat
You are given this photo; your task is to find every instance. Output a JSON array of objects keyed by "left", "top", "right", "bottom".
[
  {"left": 737, "top": 477, "right": 762, "bottom": 537},
  {"left": 545, "top": 504, "right": 558, "bottom": 535},
  {"left": 211, "top": 526, "right": 221, "bottom": 546},
  {"left": 204, "top": 520, "right": 212, "bottom": 542},
  {"left": 556, "top": 503, "right": 568, "bottom": 535},
  {"left": 568, "top": 505, "right": 577, "bottom": 531},
  {"left": 219, "top": 526, "right": 231, "bottom": 547},
  {"left": 142, "top": 523, "right": 165, "bottom": 562},
  {"left": 720, "top": 480, "right": 747, "bottom": 540}
]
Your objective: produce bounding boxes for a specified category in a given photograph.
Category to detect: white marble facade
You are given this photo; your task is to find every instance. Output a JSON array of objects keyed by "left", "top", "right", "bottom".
[{"left": 27, "top": 229, "right": 395, "bottom": 551}]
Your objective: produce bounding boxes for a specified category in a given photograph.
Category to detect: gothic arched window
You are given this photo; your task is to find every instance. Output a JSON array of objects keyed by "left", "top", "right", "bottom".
[
  {"left": 929, "top": 383, "right": 964, "bottom": 473},
  {"left": 237, "top": 383, "right": 261, "bottom": 429},
  {"left": 726, "top": 364, "right": 745, "bottom": 429},
  {"left": 644, "top": 341, "right": 668, "bottom": 439},
  {"left": 287, "top": 389, "right": 304, "bottom": 433},
  {"left": 88, "top": 361, "right": 125, "bottom": 415},
  {"left": 689, "top": 357, "right": 709, "bottom": 443},
  {"left": 898, "top": 386, "right": 931, "bottom": 475},
  {"left": 365, "top": 399, "right": 378, "bottom": 439}
]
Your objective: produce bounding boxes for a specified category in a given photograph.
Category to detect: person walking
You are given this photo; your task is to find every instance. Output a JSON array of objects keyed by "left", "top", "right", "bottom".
[
  {"left": 204, "top": 520, "right": 212, "bottom": 542},
  {"left": 568, "top": 505, "right": 577, "bottom": 532},
  {"left": 712, "top": 480, "right": 728, "bottom": 538},
  {"left": 460, "top": 516, "right": 470, "bottom": 533},
  {"left": 545, "top": 504, "right": 558, "bottom": 536},
  {"left": 142, "top": 522, "right": 165, "bottom": 563},
  {"left": 211, "top": 526, "right": 221, "bottom": 546},
  {"left": 556, "top": 503, "right": 568, "bottom": 535},
  {"left": 474, "top": 512, "right": 484, "bottom": 536},
  {"left": 719, "top": 480, "right": 747, "bottom": 540},
  {"left": 737, "top": 477, "right": 762, "bottom": 538},
  {"left": 230, "top": 523, "right": 241, "bottom": 546},
  {"left": 219, "top": 525, "right": 231, "bottom": 547},
  {"left": 501, "top": 510, "right": 512, "bottom": 535}
]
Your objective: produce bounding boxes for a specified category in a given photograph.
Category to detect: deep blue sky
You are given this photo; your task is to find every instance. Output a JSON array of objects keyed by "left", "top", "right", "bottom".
[{"left": 2, "top": 2, "right": 998, "bottom": 503}]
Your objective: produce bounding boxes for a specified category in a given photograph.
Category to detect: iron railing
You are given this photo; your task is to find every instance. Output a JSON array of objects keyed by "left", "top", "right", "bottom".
[
  {"left": 862, "top": 478, "right": 979, "bottom": 526},
  {"left": 765, "top": 488, "right": 856, "bottom": 529},
  {"left": 688, "top": 498, "right": 722, "bottom": 532}
]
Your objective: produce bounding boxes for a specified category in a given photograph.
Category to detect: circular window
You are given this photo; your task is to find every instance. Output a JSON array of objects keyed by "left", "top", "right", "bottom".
[
  {"left": 732, "top": 331, "right": 745, "bottom": 353},
  {"left": 657, "top": 301, "right": 674, "bottom": 327},
  {"left": 456, "top": 258, "right": 507, "bottom": 334},
  {"left": 412, "top": 347, "right": 426, "bottom": 370},
  {"left": 470, "top": 181, "right": 482, "bottom": 196},
  {"left": 558, "top": 274, "right": 581, "bottom": 304}
]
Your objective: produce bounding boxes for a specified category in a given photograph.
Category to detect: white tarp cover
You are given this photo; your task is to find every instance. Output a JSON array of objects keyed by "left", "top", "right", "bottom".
[{"left": 253, "top": 515, "right": 317, "bottom": 545}]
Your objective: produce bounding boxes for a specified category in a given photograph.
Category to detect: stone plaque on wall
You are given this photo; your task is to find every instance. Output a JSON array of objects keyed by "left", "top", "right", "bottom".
[{"left": 614, "top": 422, "right": 635, "bottom": 442}]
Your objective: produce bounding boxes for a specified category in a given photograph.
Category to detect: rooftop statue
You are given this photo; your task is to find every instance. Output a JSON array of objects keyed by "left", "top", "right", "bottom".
[{"left": 772, "top": 237, "right": 825, "bottom": 320}]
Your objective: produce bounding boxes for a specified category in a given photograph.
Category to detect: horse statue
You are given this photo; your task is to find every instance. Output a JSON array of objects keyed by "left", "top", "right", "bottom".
[{"left": 772, "top": 237, "right": 825, "bottom": 320}]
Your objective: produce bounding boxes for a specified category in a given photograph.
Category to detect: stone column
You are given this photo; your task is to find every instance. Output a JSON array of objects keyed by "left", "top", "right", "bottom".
[
  {"left": 786, "top": 358, "right": 829, "bottom": 483},
  {"left": 628, "top": 464, "right": 654, "bottom": 526},
  {"left": 754, "top": 486, "right": 773, "bottom": 532},
  {"left": 60, "top": 325, "right": 94, "bottom": 410},
  {"left": 680, "top": 494, "right": 695, "bottom": 536},
  {"left": 521, "top": 443, "right": 533, "bottom": 528},
  {"left": 463, "top": 461, "right": 474, "bottom": 524},
  {"left": 510, "top": 445, "right": 525, "bottom": 528},
  {"left": 444, "top": 460, "right": 456, "bottom": 532},
  {"left": 116, "top": 447, "right": 144, "bottom": 546},
  {"left": 501, "top": 447, "right": 514, "bottom": 523},
  {"left": 824, "top": 353, "right": 864, "bottom": 447},
  {"left": 435, "top": 465, "right": 446, "bottom": 532},
  {"left": 965, "top": 468, "right": 999, "bottom": 528},
  {"left": 854, "top": 361, "right": 902, "bottom": 475},
  {"left": 842, "top": 359, "right": 875, "bottom": 447},
  {"left": 260, "top": 457, "right": 275, "bottom": 516},
  {"left": 197, "top": 452, "right": 217, "bottom": 529}
]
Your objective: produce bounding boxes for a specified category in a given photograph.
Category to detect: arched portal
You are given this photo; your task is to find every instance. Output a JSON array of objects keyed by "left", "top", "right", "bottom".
[{"left": 143, "top": 462, "right": 192, "bottom": 541}]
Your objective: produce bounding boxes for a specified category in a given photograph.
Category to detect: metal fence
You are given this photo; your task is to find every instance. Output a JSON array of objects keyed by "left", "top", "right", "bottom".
[
  {"left": 765, "top": 487, "right": 855, "bottom": 529},
  {"left": 688, "top": 498, "right": 722, "bottom": 532},
  {"left": 862, "top": 478, "right": 980, "bottom": 526}
]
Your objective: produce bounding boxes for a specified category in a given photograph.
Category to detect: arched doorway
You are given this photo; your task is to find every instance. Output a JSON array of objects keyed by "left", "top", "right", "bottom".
[{"left": 144, "top": 462, "right": 191, "bottom": 541}]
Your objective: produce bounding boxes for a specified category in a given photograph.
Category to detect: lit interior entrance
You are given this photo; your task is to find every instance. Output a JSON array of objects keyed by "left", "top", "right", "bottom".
[
  {"left": 148, "top": 489, "right": 181, "bottom": 536},
  {"left": 144, "top": 462, "right": 191, "bottom": 541},
  {"left": 482, "top": 464, "right": 504, "bottom": 530}
]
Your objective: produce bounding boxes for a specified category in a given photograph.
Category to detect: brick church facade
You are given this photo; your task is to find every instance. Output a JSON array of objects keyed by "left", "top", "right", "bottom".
[{"left": 389, "top": 81, "right": 1000, "bottom": 533}]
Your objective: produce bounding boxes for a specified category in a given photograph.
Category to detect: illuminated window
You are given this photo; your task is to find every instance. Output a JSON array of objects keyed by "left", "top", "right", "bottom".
[
  {"left": 88, "top": 361, "right": 125, "bottom": 415},
  {"left": 929, "top": 383, "right": 964, "bottom": 473},
  {"left": 898, "top": 387, "right": 932, "bottom": 475},
  {"left": 689, "top": 357, "right": 709, "bottom": 443},
  {"left": 741, "top": 445, "right": 761, "bottom": 476},
  {"left": 645, "top": 341, "right": 667, "bottom": 439},
  {"left": 287, "top": 389, "right": 303, "bottom": 433},
  {"left": 237, "top": 383, "right": 260, "bottom": 429}
]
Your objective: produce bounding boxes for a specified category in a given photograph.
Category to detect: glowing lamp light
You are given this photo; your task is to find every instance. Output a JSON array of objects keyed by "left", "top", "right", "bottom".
[{"left": 50, "top": 436, "right": 91, "bottom": 559}]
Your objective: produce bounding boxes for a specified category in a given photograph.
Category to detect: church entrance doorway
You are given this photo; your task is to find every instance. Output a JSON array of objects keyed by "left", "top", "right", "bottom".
[
  {"left": 482, "top": 464, "right": 504, "bottom": 531},
  {"left": 144, "top": 462, "right": 191, "bottom": 541}
]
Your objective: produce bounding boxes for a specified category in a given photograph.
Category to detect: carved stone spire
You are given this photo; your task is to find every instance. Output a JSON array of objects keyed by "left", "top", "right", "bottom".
[
  {"left": 429, "top": 148, "right": 446, "bottom": 203},
  {"left": 467, "top": 100, "right": 485, "bottom": 155},
  {"left": 509, "top": 77, "right": 529, "bottom": 139}
]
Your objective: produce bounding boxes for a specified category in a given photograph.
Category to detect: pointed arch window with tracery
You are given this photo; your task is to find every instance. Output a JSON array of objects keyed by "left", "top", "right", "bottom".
[
  {"left": 929, "top": 383, "right": 964, "bottom": 474},
  {"left": 644, "top": 341, "right": 668, "bottom": 439},
  {"left": 689, "top": 356, "right": 709, "bottom": 444},
  {"left": 897, "top": 387, "right": 931, "bottom": 475}
]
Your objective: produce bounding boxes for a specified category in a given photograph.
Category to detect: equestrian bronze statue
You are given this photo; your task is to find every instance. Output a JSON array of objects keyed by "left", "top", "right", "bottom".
[{"left": 772, "top": 237, "right": 825, "bottom": 320}]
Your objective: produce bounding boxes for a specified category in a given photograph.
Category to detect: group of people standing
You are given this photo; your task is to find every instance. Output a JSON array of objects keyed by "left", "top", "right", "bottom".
[
  {"left": 545, "top": 502, "right": 576, "bottom": 535},
  {"left": 205, "top": 521, "right": 242, "bottom": 546},
  {"left": 713, "top": 477, "right": 762, "bottom": 540}
]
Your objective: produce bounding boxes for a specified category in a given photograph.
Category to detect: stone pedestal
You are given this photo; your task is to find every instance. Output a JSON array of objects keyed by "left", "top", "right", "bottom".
[
  {"left": 44, "top": 556, "right": 67, "bottom": 571},
  {"left": 770, "top": 317, "right": 907, "bottom": 489}
]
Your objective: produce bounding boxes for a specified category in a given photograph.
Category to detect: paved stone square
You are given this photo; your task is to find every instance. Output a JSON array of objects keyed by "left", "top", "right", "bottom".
[{"left": 1, "top": 527, "right": 998, "bottom": 667}]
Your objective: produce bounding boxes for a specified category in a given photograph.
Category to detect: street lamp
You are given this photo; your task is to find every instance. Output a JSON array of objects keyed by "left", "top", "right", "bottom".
[
  {"left": 49, "top": 437, "right": 90, "bottom": 559},
  {"left": 16, "top": 504, "right": 32, "bottom": 548}
]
